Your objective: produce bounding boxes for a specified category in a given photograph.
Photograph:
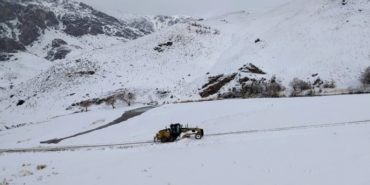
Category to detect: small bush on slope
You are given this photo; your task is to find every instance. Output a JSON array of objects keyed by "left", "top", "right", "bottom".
[
  {"left": 323, "top": 80, "right": 336, "bottom": 88},
  {"left": 360, "top": 66, "right": 370, "bottom": 85},
  {"left": 80, "top": 101, "right": 92, "bottom": 112},
  {"left": 289, "top": 78, "right": 311, "bottom": 92},
  {"left": 116, "top": 90, "right": 136, "bottom": 106},
  {"left": 36, "top": 165, "right": 47, "bottom": 170},
  {"left": 220, "top": 76, "right": 285, "bottom": 98},
  {"left": 243, "top": 76, "right": 284, "bottom": 98},
  {"left": 105, "top": 97, "right": 116, "bottom": 109}
]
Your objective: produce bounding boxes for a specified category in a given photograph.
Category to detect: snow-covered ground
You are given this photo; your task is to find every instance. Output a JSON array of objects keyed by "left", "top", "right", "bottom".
[
  {"left": 1, "top": 93, "right": 370, "bottom": 149},
  {"left": 0, "top": 53, "right": 53, "bottom": 88},
  {"left": 1, "top": 94, "right": 370, "bottom": 184},
  {"left": 2, "top": 0, "right": 370, "bottom": 183}
]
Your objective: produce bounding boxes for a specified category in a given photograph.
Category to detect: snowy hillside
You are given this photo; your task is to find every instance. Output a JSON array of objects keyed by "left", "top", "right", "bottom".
[
  {"left": 1, "top": 0, "right": 370, "bottom": 126},
  {"left": 1, "top": 94, "right": 370, "bottom": 184}
]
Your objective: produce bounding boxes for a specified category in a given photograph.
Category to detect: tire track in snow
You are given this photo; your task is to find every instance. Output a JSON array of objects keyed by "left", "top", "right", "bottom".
[
  {"left": 206, "top": 119, "right": 370, "bottom": 137},
  {"left": 1, "top": 119, "right": 370, "bottom": 153}
]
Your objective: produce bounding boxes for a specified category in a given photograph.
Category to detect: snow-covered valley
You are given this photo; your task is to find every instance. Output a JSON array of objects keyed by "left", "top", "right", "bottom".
[{"left": 1, "top": 0, "right": 370, "bottom": 184}]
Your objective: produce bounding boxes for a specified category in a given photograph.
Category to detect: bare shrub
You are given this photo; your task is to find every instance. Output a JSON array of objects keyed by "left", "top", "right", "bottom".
[
  {"left": 242, "top": 82, "right": 265, "bottom": 97},
  {"left": 263, "top": 76, "right": 284, "bottom": 97},
  {"left": 126, "top": 93, "right": 136, "bottom": 106},
  {"left": 221, "top": 76, "right": 284, "bottom": 98},
  {"left": 289, "top": 78, "right": 311, "bottom": 92},
  {"left": 36, "top": 165, "right": 47, "bottom": 170},
  {"left": 80, "top": 101, "right": 91, "bottom": 112},
  {"left": 323, "top": 80, "right": 336, "bottom": 88},
  {"left": 360, "top": 66, "right": 370, "bottom": 85},
  {"left": 105, "top": 97, "right": 116, "bottom": 109},
  {"left": 117, "top": 90, "right": 136, "bottom": 106}
]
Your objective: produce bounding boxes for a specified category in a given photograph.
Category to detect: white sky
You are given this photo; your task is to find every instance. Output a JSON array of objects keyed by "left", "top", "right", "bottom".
[{"left": 77, "top": 0, "right": 294, "bottom": 18}]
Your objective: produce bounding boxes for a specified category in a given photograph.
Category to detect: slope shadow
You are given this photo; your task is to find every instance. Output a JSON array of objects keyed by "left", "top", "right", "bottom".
[{"left": 40, "top": 106, "right": 157, "bottom": 144}]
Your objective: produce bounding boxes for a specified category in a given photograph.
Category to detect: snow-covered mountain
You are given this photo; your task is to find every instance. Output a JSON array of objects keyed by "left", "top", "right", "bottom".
[
  {"left": 0, "top": 0, "right": 137, "bottom": 60},
  {"left": 0, "top": 0, "right": 200, "bottom": 61},
  {"left": 110, "top": 11, "right": 202, "bottom": 34},
  {"left": 1, "top": 0, "right": 370, "bottom": 126},
  {"left": 0, "top": 0, "right": 199, "bottom": 92}
]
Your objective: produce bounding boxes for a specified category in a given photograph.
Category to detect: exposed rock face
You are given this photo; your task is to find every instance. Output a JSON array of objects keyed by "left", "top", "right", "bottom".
[
  {"left": 46, "top": 47, "right": 72, "bottom": 61},
  {"left": 0, "top": 38, "right": 26, "bottom": 53},
  {"left": 0, "top": 0, "right": 200, "bottom": 61},
  {"left": 0, "top": 53, "right": 13, "bottom": 61},
  {"left": 0, "top": 0, "right": 142, "bottom": 60},
  {"left": 45, "top": 38, "right": 71, "bottom": 61},
  {"left": 199, "top": 73, "right": 238, "bottom": 98},
  {"left": 51, "top": 39, "right": 68, "bottom": 48},
  {"left": 0, "top": 2, "right": 59, "bottom": 46},
  {"left": 0, "top": 0, "right": 137, "bottom": 42},
  {"left": 18, "top": 7, "right": 59, "bottom": 45},
  {"left": 0, "top": 38, "right": 25, "bottom": 61}
]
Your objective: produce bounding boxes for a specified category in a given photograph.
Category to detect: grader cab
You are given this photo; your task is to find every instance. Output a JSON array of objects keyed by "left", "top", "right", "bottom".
[{"left": 154, "top": 123, "right": 204, "bottom": 143}]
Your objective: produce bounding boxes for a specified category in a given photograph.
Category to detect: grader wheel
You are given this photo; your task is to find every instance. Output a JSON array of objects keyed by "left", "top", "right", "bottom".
[
  {"left": 160, "top": 137, "right": 168, "bottom": 142},
  {"left": 168, "top": 136, "right": 177, "bottom": 142}
]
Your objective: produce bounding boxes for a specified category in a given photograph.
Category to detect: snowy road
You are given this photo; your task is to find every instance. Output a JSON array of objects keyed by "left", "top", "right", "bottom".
[{"left": 2, "top": 119, "right": 369, "bottom": 153}]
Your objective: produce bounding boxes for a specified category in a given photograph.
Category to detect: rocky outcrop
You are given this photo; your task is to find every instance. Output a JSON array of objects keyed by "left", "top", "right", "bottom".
[
  {"left": 238, "top": 63, "right": 266, "bottom": 74},
  {"left": 199, "top": 73, "right": 237, "bottom": 98},
  {"left": 45, "top": 39, "right": 71, "bottom": 61},
  {"left": 0, "top": 0, "right": 141, "bottom": 60},
  {"left": 0, "top": 38, "right": 25, "bottom": 53},
  {"left": 16, "top": 99, "right": 25, "bottom": 106},
  {"left": 51, "top": 39, "right": 68, "bottom": 48},
  {"left": 0, "top": 38, "right": 25, "bottom": 61},
  {"left": 46, "top": 47, "right": 71, "bottom": 61},
  {"left": 4, "top": 3, "right": 60, "bottom": 46},
  {"left": 0, "top": 0, "right": 199, "bottom": 61}
]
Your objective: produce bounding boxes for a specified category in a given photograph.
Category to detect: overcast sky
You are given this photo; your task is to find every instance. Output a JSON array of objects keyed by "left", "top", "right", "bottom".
[{"left": 77, "top": 0, "right": 294, "bottom": 18}]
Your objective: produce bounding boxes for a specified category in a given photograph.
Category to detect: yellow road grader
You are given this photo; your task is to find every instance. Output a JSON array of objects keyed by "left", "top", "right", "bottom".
[{"left": 154, "top": 123, "right": 204, "bottom": 143}]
